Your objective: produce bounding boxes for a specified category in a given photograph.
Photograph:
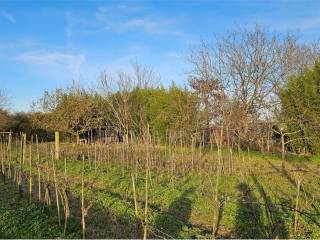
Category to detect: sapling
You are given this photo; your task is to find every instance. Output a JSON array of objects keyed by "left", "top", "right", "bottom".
[
  {"left": 94, "top": 143, "right": 97, "bottom": 172},
  {"left": 52, "top": 149, "right": 61, "bottom": 225},
  {"left": 18, "top": 133, "right": 25, "bottom": 197},
  {"left": 81, "top": 154, "right": 86, "bottom": 238},
  {"left": 143, "top": 125, "right": 150, "bottom": 240},
  {"left": 63, "top": 155, "right": 70, "bottom": 236},
  {"left": 0, "top": 137, "right": 4, "bottom": 177},
  {"left": 131, "top": 173, "right": 139, "bottom": 217},
  {"left": 36, "top": 135, "right": 41, "bottom": 201},
  {"left": 29, "top": 136, "right": 33, "bottom": 204},
  {"left": 80, "top": 154, "right": 92, "bottom": 239},
  {"left": 7, "top": 133, "right": 12, "bottom": 179}
]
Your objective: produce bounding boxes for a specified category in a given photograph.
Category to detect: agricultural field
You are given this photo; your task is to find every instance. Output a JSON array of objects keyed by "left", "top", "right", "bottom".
[
  {"left": 2, "top": 2, "right": 320, "bottom": 239},
  {"left": 1, "top": 138, "right": 319, "bottom": 239}
]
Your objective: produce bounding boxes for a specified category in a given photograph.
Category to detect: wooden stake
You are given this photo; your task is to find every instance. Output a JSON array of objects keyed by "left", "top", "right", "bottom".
[
  {"left": 29, "top": 137, "right": 33, "bottom": 204},
  {"left": 36, "top": 135, "right": 41, "bottom": 201},
  {"left": 131, "top": 173, "right": 138, "bottom": 217},
  {"left": 55, "top": 131, "right": 60, "bottom": 160},
  {"left": 81, "top": 154, "right": 86, "bottom": 239},
  {"left": 143, "top": 125, "right": 150, "bottom": 240},
  {"left": 52, "top": 150, "right": 61, "bottom": 225},
  {"left": 294, "top": 177, "right": 301, "bottom": 234}
]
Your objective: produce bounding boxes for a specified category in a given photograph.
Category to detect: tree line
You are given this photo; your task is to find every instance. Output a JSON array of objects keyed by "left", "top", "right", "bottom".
[{"left": 1, "top": 25, "right": 320, "bottom": 155}]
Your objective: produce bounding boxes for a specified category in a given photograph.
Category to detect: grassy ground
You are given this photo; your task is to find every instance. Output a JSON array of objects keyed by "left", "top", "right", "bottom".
[
  {"left": 1, "top": 144, "right": 320, "bottom": 238},
  {"left": 0, "top": 177, "right": 81, "bottom": 238}
]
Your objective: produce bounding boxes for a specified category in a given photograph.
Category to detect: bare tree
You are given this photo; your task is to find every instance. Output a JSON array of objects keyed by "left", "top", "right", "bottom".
[
  {"left": 100, "top": 62, "right": 159, "bottom": 143},
  {"left": 188, "top": 25, "right": 320, "bottom": 151},
  {"left": 277, "top": 34, "right": 320, "bottom": 90},
  {"left": 0, "top": 90, "right": 9, "bottom": 130},
  {"left": 131, "top": 60, "right": 159, "bottom": 88},
  {"left": 0, "top": 89, "right": 7, "bottom": 110}
]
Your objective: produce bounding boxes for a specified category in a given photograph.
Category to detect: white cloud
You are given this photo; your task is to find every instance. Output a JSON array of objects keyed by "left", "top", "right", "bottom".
[
  {"left": 110, "top": 16, "right": 186, "bottom": 36},
  {"left": 97, "top": 4, "right": 145, "bottom": 15},
  {"left": 0, "top": 9, "right": 16, "bottom": 23},
  {"left": 275, "top": 16, "right": 320, "bottom": 31},
  {"left": 165, "top": 51, "right": 183, "bottom": 60},
  {"left": 95, "top": 6, "right": 185, "bottom": 36},
  {"left": 122, "top": 17, "right": 174, "bottom": 34},
  {"left": 14, "top": 51, "right": 85, "bottom": 78},
  {"left": 0, "top": 39, "right": 42, "bottom": 53}
]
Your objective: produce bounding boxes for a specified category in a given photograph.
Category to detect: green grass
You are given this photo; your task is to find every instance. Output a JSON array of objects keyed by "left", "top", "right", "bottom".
[
  {"left": 1, "top": 144, "right": 320, "bottom": 238},
  {"left": 0, "top": 177, "right": 81, "bottom": 239}
]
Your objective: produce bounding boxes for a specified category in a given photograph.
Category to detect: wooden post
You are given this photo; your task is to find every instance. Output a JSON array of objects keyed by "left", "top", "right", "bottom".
[
  {"left": 8, "top": 132, "right": 12, "bottom": 179},
  {"left": 76, "top": 133, "right": 80, "bottom": 145},
  {"left": 29, "top": 138, "right": 33, "bottom": 204},
  {"left": 36, "top": 135, "right": 41, "bottom": 201},
  {"left": 81, "top": 154, "right": 86, "bottom": 239},
  {"left": 143, "top": 125, "right": 150, "bottom": 240},
  {"left": 22, "top": 133, "right": 26, "bottom": 164},
  {"left": 131, "top": 173, "right": 138, "bottom": 217},
  {"left": 294, "top": 177, "right": 301, "bottom": 234},
  {"left": 19, "top": 133, "right": 26, "bottom": 197},
  {"left": 191, "top": 136, "right": 194, "bottom": 171},
  {"left": 281, "top": 131, "right": 285, "bottom": 167},
  {"left": 0, "top": 138, "right": 3, "bottom": 177},
  {"left": 52, "top": 150, "right": 61, "bottom": 226},
  {"left": 55, "top": 131, "right": 60, "bottom": 160}
]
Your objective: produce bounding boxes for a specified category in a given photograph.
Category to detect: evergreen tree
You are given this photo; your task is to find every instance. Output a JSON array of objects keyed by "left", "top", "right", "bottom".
[{"left": 280, "top": 61, "right": 320, "bottom": 153}]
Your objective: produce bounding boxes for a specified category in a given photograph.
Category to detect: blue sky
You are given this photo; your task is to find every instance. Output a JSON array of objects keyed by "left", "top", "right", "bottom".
[{"left": 1, "top": 0, "right": 320, "bottom": 112}]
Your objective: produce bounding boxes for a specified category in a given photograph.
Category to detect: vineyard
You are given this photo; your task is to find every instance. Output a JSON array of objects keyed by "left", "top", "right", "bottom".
[
  {"left": 2, "top": 2, "right": 320, "bottom": 239},
  {"left": 0, "top": 132, "right": 319, "bottom": 239}
]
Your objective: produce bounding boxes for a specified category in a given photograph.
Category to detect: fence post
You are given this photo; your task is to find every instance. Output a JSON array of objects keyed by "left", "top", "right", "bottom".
[{"left": 55, "top": 131, "right": 60, "bottom": 160}]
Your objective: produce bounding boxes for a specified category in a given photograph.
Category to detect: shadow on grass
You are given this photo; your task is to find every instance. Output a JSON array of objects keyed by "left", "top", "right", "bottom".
[
  {"left": 84, "top": 202, "right": 143, "bottom": 239},
  {"left": 235, "top": 182, "right": 266, "bottom": 239},
  {"left": 265, "top": 152, "right": 312, "bottom": 163},
  {"left": 251, "top": 175, "right": 288, "bottom": 238},
  {"left": 267, "top": 160, "right": 296, "bottom": 187},
  {"left": 153, "top": 187, "right": 195, "bottom": 238},
  {"left": 0, "top": 174, "right": 81, "bottom": 238},
  {"left": 265, "top": 161, "right": 320, "bottom": 231},
  {"left": 267, "top": 160, "right": 315, "bottom": 198},
  {"left": 1, "top": 170, "right": 144, "bottom": 239},
  {"left": 214, "top": 197, "right": 225, "bottom": 238}
]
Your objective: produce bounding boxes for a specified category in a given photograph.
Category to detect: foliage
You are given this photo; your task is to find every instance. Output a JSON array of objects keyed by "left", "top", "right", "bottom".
[
  {"left": 129, "top": 84, "right": 199, "bottom": 142},
  {"left": 0, "top": 179, "right": 81, "bottom": 238},
  {"left": 31, "top": 83, "right": 199, "bottom": 143},
  {"left": 0, "top": 109, "right": 10, "bottom": 131},
  {"left": 280, "top": 61, "right": 320, "bottom": 153},
  {"left": 32, "top": 86, "right": 104, "bottom": 139}
]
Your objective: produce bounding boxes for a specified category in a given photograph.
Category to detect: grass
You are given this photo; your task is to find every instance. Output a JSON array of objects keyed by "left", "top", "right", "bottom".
[
  {"left": 0, "top": 177, "right": 81, "bottom": 238},
  {"left": 1, "top": 143, "right": 320, "bottom": 238}
]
